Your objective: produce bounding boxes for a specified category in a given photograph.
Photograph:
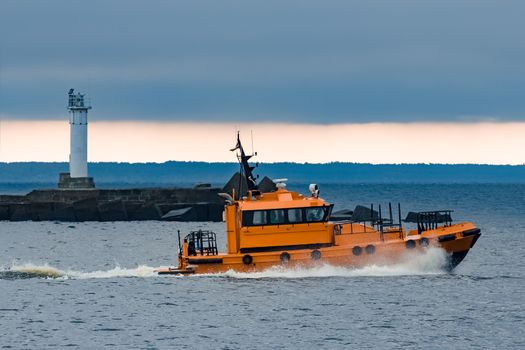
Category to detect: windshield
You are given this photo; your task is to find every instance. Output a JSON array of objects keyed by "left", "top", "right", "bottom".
[{"left": 242, "top": 205, "right": 333, "bottom": 227}]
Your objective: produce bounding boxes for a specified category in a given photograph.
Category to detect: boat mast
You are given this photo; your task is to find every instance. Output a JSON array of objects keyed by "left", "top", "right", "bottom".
[{"left": 231, "top": 132, "right": 258, "bottom": 192}]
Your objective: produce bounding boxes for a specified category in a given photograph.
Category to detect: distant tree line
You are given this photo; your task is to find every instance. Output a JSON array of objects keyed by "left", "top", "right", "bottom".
[{"left": 1, "top": 162, "right": 524, "bottom": 185}]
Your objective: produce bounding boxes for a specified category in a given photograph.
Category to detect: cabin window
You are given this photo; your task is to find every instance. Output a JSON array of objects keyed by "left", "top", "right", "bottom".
[
  {"left": 242, "top": 211, "right": 253, "bottom": 226},
  {"left": 268, "top": 209, "right": 286, "bottom": 224},
  {"left": 242, "top": 205, "right": 333, "bottom": 227},
  {"left": 242, "top": 210, "right": 267, "bottom": 226},
  {"left": 305, "top": 207, "right": 325, "bottom": 222},
  {"left": 287, "top": 208, "right": 303, "bottom": 223},
  {"left": 252, "top": 210, "right": 267, "bottom": 225}
]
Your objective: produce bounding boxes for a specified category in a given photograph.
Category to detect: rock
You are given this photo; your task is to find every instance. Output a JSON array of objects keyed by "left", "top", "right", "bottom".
[
  {"left": 258, "top": 176, "right": 277, "bottom": 193},
  {"left": 160, "top": 202, "right": 224, "bottom": 222},
  {"left": 98, "top": 200, "right": 128, "bottom": 221},
  {"left": 27, "top": 202, "right": 54, "bottom": 221},
  {"left": 205, "top": 203, "right": 224, "bottom": 222},
  {"left": 9, "top": 204, "right": 28, "bottom": 221},
  {"left": 0, "top": 204, "right": 9, "bottom": 220},
  {"left": 193, "top": 183, "right": 211, "bottom": 189},
  {"left": 222, "top": 172, "right": 249, "bottom": 197},
  {"left": 161, "top": 207, "right": 196, "bottom": 221},
  {"left": 222, "top": 172, "right": 278, "bottom": 197},
  {"left": 128, "top": 203, "right": 162, "bottom": 220},
  {"left": 48, "top": 202, "right": 77, "bottom": 221},
  {"left": 330, "top": 209, "right": 354, "bottom": 221},
  {"left": 122, "top": 202, "right": 142, "bottom": 220},
  {"left": 72, "top": 198, "right": 100, "bottom": 221},
  {"left": 352, "top": 205, "right": 379, "bottom": 222}
]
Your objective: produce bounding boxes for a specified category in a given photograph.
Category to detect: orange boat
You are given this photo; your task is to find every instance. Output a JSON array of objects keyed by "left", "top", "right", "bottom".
[{"left": 156, "top": 134, "right": 481, "bottom": 275}]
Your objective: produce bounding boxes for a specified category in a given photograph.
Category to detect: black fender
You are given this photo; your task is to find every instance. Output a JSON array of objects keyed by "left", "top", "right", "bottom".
[
  {"left": 242, "top": 254, "right": 253, "bottom": 265},
  {"left": 438, "top": 234, "right": 456, "bottom": 242},
  {"left": 280, "top": 252, "right": 291, "bottom": 263},
  {"left": 352, "top": 246, "right": 362, "bottom": 256},
  {"left": 406, "top": 240, "right": 416, "bottom": 249}
]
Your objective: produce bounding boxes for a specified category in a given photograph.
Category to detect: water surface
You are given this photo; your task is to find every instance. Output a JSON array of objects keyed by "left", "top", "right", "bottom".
[{"left": 1, "top": 184, "right": 524, "bottom": 349}]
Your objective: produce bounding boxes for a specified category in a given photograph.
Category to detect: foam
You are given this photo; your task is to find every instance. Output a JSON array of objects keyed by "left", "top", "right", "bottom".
[
  {"left": 1, "top": 247, "right": 448, "bottom": 280},
  {"left": 211, "top": 247, "right": 448, "bottom": 279},
  {"left": 1, "top": 263, "right": 156, "bottom": 280},
  {"left": 4, "top": 263, "right": 66, "bottom": 279}
]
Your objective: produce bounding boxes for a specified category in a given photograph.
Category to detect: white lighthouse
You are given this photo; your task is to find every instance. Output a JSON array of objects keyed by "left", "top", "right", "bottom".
[{"left": 58, "top": 89, "right": 95, "bottom": 189}]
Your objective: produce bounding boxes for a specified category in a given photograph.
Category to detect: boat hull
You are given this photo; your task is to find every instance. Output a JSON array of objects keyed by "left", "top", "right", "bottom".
[{"left": 156, "top": 224, "right": 481, "bottom": 275}]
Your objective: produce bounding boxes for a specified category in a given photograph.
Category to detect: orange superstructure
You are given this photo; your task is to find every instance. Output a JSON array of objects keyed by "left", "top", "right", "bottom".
[{"left": 156, "top": 134, "right": 480, "bottom": 275}]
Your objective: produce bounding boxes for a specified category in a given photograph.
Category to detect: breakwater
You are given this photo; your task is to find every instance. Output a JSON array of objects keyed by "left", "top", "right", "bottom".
[{"left": 0, "top": 187, "right": 224, "bottom": 222}]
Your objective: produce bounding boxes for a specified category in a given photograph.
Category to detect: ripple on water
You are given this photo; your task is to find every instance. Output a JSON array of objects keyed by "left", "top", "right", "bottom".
[{"left": 0, "top": 184, "right": 524, "bottom": 349}]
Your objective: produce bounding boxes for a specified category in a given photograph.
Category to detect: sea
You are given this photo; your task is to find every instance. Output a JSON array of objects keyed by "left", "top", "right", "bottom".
[{"left": 0, "top": 183, "right": 524, "bottom": 349}]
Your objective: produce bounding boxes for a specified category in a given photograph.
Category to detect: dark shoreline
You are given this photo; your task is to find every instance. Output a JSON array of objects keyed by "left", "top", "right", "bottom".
[{"left": 2, "top": 162, "right": 525, "bottom": 184}]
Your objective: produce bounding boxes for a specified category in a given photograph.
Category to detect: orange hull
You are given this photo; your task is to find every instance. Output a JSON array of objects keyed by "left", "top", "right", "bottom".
[{"left": 156, "top": 223, "right": 480, "bottom": 275}]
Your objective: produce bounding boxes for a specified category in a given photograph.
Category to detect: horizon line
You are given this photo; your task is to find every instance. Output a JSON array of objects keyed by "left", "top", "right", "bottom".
[{"left": 1, "top": 161, "right": 524, "bottom": 167}]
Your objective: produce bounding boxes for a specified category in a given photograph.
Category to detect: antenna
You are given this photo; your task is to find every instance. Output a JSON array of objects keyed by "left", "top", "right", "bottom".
[
  {"left": 251, "top": 130, "right": 254, "bottom": 156},
  {"left": 230, "top": 132, "right": 259, "bottom": 192}
]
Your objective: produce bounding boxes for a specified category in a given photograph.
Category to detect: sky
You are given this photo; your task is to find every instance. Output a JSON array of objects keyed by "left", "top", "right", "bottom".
[
  {"left": 0, "top": 1, "right": 524, "bottom": 163},
  {"left": 2, "top": 121, "right": 524, "bottom": 164}
]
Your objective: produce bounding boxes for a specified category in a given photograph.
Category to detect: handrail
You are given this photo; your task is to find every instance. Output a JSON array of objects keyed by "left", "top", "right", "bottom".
[{"left": 185, "top": 230, "right": 219, "bottom": 256}]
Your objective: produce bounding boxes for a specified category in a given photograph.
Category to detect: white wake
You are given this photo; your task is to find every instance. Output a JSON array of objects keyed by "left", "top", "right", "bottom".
[
  {"left": 1, "top": 263, "right": 156, "bottom": 280},
  {"left": 216, "top": 247, "right": 448, "bottom": 279},
  {"left": 1, "top": 247, "right": 449, "bottom": 280}
]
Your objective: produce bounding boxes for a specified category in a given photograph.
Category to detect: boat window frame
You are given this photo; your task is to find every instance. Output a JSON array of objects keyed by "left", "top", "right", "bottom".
[
  {"left": 305, "top": 207, "right": 326, "bottom": 223},
  {"left": 241, "top": 205, "right": 333, "bottom": 227},
  {"left": 287, "top": 207, "right": 304, "bottom": 224},
  {"left": 268, "top": 209, "right": 286, "bottom": 225}
]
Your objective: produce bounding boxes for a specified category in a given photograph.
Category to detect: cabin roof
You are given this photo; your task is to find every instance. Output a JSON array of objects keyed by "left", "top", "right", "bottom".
[{"left": 238, "top": 189, "right": 329, "bottom": 210}]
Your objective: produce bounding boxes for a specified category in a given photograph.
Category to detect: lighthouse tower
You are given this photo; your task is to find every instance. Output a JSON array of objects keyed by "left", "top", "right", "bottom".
[{"left": 58, "top": 89, "right": 95, "bottom": 189}]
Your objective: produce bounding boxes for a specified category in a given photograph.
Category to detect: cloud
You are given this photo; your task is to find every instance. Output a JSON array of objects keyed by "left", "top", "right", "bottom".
[{"left": 1, "top": 0, "right": 524, "bottom": 122}]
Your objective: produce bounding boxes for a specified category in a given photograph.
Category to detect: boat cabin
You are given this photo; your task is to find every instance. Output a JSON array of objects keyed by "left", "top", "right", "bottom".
[{"left": 223, "top": 188, "right": 334, "bottom": 254}]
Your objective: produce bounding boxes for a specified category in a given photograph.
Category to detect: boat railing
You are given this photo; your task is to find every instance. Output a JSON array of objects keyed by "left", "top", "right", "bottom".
[
  {"left": 333, "top": 221, "right": 375, "bottom": 235},
  {"left": 184, "top": 230, "right": 219, "bottom": 256},
  {"left": 333, "top": 203, "right": 403, "bottom": 237},
  {"left": 375, "top": 203, "right": 403, "bottom": 235},
  {"left": 411, "top": 210, "right": 453, "bottom": 234}
]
